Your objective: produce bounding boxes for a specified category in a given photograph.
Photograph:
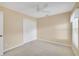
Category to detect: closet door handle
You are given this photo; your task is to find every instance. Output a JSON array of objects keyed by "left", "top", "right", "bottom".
[{"left": 0, "top": 35, "right": 2, "bottom": 37}]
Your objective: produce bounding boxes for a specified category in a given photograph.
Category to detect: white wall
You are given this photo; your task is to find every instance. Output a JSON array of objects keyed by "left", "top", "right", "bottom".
[
  {"left": 23, "top": 18, "right": 37, "bottom": 43},
  {"left": 38, "top": 12, "right": 71, "bottom": 45}
]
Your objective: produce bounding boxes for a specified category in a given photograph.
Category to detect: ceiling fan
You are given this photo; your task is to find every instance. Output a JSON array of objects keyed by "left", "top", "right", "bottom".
[{"left": 36, "top": 3, "right": 51, "bottom": 14}]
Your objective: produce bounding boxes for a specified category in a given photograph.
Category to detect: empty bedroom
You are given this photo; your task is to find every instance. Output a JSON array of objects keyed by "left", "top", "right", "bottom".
[{"left": 0, "top": 2, "right": 79, "bottom": 56}]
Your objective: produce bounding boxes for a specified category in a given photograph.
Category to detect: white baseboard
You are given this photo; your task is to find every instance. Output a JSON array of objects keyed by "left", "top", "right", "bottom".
[
  {"left": 4, "top": 39, "right": 36, "bottom": 53},
  {"left": 72, "top": 47, "right": 79, "bottom": 56},
  {"left": 39, "top": 39, "right": 72, "bottom": 47},
  {"left": 4, "top": 42, "right": 25, "bottom": 53}
]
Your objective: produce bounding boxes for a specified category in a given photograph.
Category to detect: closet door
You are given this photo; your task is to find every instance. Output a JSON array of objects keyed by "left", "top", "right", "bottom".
[{"left": 0, "top": 12, "right": 3, "bottom": 56}]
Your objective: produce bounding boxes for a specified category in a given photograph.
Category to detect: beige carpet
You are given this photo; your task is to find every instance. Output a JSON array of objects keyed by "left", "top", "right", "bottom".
[{"left": 4, "top": 40, "right": 74, "bottom": 56}]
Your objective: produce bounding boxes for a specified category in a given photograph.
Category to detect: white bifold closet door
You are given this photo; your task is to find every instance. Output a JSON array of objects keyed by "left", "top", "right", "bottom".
[{"left": 0, "top": 12, "right": 3, "bottom": 56}]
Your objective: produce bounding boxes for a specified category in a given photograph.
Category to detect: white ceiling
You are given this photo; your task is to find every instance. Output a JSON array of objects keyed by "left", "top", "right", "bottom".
[{"left": 0, "top": 2, "right": 75, "bottom": 18}]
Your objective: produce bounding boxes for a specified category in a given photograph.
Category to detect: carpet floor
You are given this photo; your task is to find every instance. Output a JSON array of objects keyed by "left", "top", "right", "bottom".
[{"left": 4, "top": 40, "right": 74, "bottom": 56}]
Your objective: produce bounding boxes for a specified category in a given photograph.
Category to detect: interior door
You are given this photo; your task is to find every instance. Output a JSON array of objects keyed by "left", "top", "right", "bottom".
[{"left": 0, "top": 12, "right": 3, "bottom": 56}]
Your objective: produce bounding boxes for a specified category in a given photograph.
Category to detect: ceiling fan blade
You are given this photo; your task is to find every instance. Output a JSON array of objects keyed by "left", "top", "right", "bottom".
[
  {"left": 43, "top": 3, "right": 48, "bottom": 9},
  {"left": 36, "top": 3, "right": 48, "bottom": 12},
  {"left": 36, "top": 4, "right": 40, "bottom": 12}
]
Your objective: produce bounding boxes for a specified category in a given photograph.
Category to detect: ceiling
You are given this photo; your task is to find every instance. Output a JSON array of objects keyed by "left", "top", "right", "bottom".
[{"left": 0, "top": 2, "right": 75, "bottom": 18}]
